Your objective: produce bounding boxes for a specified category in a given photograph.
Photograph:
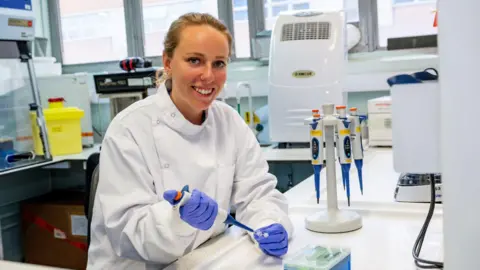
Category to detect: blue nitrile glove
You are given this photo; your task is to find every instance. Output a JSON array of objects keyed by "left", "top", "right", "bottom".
[
  {"left": 163, "top": 189, "right": 219, "bottom": 231},
  {"left": 254, "top": 223, "right": 289, "bottom": 257}
]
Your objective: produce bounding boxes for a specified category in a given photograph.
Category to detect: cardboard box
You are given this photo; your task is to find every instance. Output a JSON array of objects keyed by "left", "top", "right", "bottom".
[{"left": 21, "top": 190, "right": 88, "bottom": 270}]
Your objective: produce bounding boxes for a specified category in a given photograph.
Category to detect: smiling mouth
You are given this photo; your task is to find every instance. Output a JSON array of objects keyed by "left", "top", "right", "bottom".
[{"left": 192, "top": 86, "right": 214, "bottom": 96}]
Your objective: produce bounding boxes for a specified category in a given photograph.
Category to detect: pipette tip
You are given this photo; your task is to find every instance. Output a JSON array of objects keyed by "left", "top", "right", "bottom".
[{"left": 354, "top": 159, "right": 364, "bottom": 195}]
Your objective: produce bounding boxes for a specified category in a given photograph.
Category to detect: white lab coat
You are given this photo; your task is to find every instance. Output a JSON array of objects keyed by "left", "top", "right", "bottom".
[{"left": 87, "top": 84, "right": 294, "bottom": 269}]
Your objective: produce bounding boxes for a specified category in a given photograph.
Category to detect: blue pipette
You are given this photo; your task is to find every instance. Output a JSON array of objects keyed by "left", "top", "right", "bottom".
[
  {"left": 165, "top": 185, "right": 268, "bottom": 237},
  {"left": 342, "top": 163, "right": 351, "bottom": 206},
  {"left": 354, "top": 159, "right": 363, "bottom": 194},
  {"left": 336, "top": 106, "right": 352, "bottom": 206},
  {"left": 310, "top": 112, "right": 324, "bottom": 204}
]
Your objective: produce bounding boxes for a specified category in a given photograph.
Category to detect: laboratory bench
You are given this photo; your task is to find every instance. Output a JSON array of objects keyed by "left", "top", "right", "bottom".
[
  {"left": 0, "top": 145, "right": 444, "bottom": 269},
  {"left": 166, "top": 147, "right": 444, "bottom": 270},
  {"left": 0, "top": 144, "right": 102, "bottom": 177}
]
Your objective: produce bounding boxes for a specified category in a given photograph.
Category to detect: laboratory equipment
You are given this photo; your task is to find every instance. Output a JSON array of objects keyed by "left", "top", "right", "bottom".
[
  {"left": 335, "top": 105, "right": 352, "bottom": 206},
  {"left": 284, "top": 245, "right": 351, "bottom": 270},
  {"left": 35, "top": 73, "right": 94, "bottom": 147},
  {"left": 389, "top": 73, "right": 443, "bottom": 268},
  {"left": 367, "top": 96, "right": 392, "bottom": 147},
  {"left": 348, "top": 107, "right": 365, "bottom": 195},
  {"left": 309, "top": 110, "right": 324, "bottom": 204},
  {"left": 305, "top": 104, "right": 362, "bottom": 233},
  {"left": 165, "top": 185, "right": 267, "bottom": 237},
  {"left": 268, "top": 10, "right": 346, "bottom": 145},
  {"left": 394, "top": 173, "right": 442, "bottom": 203},
  {"left": 251, "top": 23, "right": 361, "bottom": 66},
  {"left": 0, "top": 0, "right": 52, "bottom": 171},
  {"left": 29, "top": 98, "right": 84, "bottom": 156},
  {"left": 93, "top": 68, "right": 158, "bottom": 120},
  {"left": 119, "top": 57, "right": 153, "bottom": 72},
  {"left": 236, "top": 82, "right": 255, "bottom": 132},
  {"left": 390, "top": 77, "right": 443, "bottom": 204}
]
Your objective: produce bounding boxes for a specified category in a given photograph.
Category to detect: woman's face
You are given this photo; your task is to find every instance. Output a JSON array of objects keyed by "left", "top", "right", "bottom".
[{"left": 163, "top": 25, "right": 229, "bottom": 115}]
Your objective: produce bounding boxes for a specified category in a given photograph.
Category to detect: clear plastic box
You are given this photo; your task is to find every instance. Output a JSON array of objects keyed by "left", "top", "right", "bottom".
[{"left": 284, "top": 245, "right": 351, "bottom": 270}]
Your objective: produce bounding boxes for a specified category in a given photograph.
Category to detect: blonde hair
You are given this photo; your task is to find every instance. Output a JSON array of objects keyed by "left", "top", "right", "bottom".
[{"left": 156, "top": 12, "right": 233, "bottom": 87}]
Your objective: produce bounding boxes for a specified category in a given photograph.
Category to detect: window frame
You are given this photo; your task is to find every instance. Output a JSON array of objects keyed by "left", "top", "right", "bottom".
[
  {"left": 392, "top": 0, "right": 436, "bottom": 6},
  {"left": 49, "top": 0, "right": 425, "bottom": 73}
]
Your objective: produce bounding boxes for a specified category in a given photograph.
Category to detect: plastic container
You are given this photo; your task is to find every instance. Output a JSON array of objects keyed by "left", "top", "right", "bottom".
[
  {"left": 284, "top": 245, "right": 351, "bottom": 270},
  {"left": 30, "top": 97, "right": 84, "bottom": 156}
]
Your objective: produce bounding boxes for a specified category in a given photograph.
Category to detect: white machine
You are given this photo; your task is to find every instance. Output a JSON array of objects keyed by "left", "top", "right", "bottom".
[
  {"left": 394, "top": 173, "right": 442, "bottom": 203},
  {"left": 93, "top": 69, "right": 158, "bottom": 120},
  {"left": 367, "top": 96, "right": 392, "bottom": 147},
  {"left": 268, "top": 10, "right": 346, "bottom": 145}
]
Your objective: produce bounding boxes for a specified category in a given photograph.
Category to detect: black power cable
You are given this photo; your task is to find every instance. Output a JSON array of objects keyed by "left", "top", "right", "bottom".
[{"left": 412, "top": 173, "right": 444, "bottom": 269}]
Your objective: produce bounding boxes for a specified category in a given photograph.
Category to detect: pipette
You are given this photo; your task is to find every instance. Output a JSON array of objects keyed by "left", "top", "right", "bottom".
[
  {"left": 349, "top": 108, "right": 364, "bottom": 195},
  {"left": 165, "top": 185, "right": 269, "bottom": 238},
  {"left": 309, "top": 110, "right": 324, "bottom": 204},
  {"left": 336, "top": 106, "right": 352, "bottom": 206}
]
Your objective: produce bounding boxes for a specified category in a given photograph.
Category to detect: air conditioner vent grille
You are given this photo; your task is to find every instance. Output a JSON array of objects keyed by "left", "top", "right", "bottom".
[{"left": 281, "top": 22, "right": 330, "bottom": 41}]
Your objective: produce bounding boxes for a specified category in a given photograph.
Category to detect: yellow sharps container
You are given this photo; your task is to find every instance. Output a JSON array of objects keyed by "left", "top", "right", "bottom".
[{"left": 30, "top": 97, "right": 85, "bottom": 156}]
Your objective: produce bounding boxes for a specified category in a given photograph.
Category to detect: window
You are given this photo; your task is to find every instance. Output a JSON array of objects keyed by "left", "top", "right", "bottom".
[
  {"left": 233, "top": 0, "right": 247, "bottom": 7},
  {"left": 264, "top": 0, "right": 359, "bottom": 30},
  {"left": 142, "top": 0, "right": 219, "bottom": 57},
  {"left": 393, "top": 0, "right": 435, "bottom": 3},
  {"left": 59, "top": 0, "right": 128, "bottom": 65},
  {"left": 293, "top": 3, "right": 310, "bottom": 10},
  {"left": 232, "top": 0, "right": 251, "bottom": 58},
  {"left": 378, "top": 0, "right": 437, "bottom": 47}
]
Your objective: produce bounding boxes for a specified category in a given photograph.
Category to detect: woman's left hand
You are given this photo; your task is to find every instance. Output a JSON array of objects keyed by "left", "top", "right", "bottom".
[{"left": 253, "top": 223, "right": 289, "bottom": 257}]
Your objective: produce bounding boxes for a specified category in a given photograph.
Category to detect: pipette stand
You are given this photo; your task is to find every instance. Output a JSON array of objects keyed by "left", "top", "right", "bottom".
[{"left": 305, "top": 104, "right": 363, "bottom": 233}]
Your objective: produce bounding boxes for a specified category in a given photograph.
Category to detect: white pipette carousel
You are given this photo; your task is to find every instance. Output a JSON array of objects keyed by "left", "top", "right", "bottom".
[{"left": 305, "top": 104, "right": 363, "bottom": 233}]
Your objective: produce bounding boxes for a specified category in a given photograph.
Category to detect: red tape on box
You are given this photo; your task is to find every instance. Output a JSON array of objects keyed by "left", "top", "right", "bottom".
[{"left": 23, "top": 211, "right": 88, "bottom": 252}]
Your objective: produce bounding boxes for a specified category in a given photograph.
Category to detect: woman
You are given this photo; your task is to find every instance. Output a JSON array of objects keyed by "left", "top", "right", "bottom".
[{"left": 87, "top": 12, "right": 293, "bottom": 269}]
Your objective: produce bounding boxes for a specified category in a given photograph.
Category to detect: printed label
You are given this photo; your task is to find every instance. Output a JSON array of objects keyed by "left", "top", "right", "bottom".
[
  {"left": 310, "top": 130, "right": 322, "bottom": 137},
  {"left": 54, "top": 228, "right": 66, "bottom": 239},
  {"left": 52, "top": 126, "right": 62, "bottom": 133},
  {"left": 344, "top": 137, "right": 352, "bottom": 158},
  {"left": 71, "top": 215, "right": 88, "bottom": 237},
  {"left": 311, "top": 138, "right": 319, "bottom": 160}
]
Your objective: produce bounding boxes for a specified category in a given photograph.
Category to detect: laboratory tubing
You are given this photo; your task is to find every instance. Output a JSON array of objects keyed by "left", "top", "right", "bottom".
[
  {"left": 310, "top": 113, "right": 324, "bottom": 204},
  {"left": 336, "top": 106, "right": 352, "bottom": 206}
]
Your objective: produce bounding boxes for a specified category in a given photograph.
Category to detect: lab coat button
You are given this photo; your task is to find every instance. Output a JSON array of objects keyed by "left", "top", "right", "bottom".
[
  {"left": 171, "top": 113, "right": 176, "bottom": 118},
  {"left": 156, "top": 119, "right": 161, "bottom": 124},
  {"left": 164, "top": 164, "right": 169, "bottom": 168}
]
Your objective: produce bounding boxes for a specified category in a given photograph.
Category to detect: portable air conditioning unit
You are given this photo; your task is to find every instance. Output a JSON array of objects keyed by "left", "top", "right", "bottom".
[{"left": 268, "top": 10, "right": 347, "bottom": 144}]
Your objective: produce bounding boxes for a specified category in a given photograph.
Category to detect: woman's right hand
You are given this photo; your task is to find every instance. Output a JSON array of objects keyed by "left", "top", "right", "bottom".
[{"left": 164, "top": 189, "right": 219, "bottom": 231}]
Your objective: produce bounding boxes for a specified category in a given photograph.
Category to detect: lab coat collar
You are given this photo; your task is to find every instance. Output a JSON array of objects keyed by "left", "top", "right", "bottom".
[{"left": 154, "top": 83, "right": 210, "bottom": 136}]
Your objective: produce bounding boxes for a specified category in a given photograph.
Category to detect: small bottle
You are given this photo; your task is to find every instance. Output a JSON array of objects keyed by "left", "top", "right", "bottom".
[{"left": 119, "top": 57, "right": 153, "bottom": 72}]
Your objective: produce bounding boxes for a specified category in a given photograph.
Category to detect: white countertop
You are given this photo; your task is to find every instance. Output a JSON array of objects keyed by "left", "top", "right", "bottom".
[
  {"left": 261, "top": 147, "right": 311, "bottom": 162},
  {"left": 166, "top": 203, "right": 443, "bottom": 270},
  {"left": 0, "top": 144, "right": 101, "bottom": 176}
]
